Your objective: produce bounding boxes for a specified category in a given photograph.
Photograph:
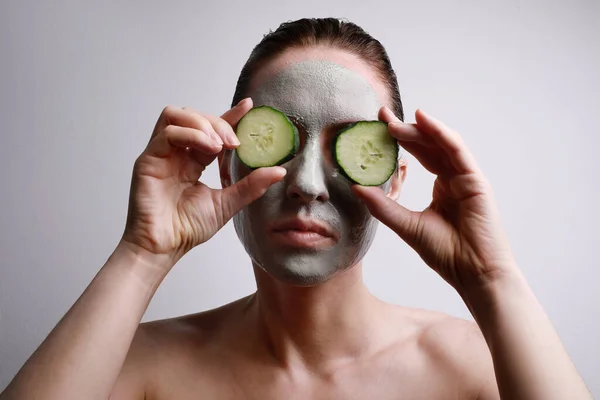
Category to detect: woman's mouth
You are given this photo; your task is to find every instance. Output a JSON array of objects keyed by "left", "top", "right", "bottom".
[{"left": 269, "top": 218, "right": 338, "bottom": 249}]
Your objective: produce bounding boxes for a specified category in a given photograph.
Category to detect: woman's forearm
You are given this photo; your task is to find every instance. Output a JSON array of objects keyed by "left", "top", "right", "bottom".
[
  {"left": 464, "top": 268, "right": 591, "bottom": 399},
  {"left": 1, "top": 241, "right": 170, "bottom": 400}
]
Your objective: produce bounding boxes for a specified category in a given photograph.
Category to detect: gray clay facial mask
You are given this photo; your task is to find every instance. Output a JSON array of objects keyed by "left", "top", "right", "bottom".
[{"left": 230, "top": 60, "right": 392, "bottom": 286}]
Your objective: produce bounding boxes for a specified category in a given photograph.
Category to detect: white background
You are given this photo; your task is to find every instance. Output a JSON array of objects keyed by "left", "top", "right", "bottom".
[{"left": 1, "top": 0, "right": 598, "bottom": 395}]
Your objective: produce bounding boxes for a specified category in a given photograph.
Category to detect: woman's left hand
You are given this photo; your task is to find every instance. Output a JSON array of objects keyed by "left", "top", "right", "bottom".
[{"left": 353, "top": 107, "right": 518, "bottom": 296}]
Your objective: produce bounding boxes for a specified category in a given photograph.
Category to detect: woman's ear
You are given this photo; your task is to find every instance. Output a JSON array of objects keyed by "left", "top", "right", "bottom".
[
  {"left": 219, "top": 150, "right": 233, "bottom": 189},
  {"left": 387, "top": 157, "right": 407, "bottom": 201}
]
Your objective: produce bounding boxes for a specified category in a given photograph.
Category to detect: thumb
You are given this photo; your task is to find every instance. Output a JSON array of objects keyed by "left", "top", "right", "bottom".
[
  {"left": 221, "top": 97, "right": 253, "bottom": 129},
  {"left": 352, "top": 185, "right": 420, "bottom": 246},
  {"left": 219, "top": 167, "right": 287, "bottom": 222}
]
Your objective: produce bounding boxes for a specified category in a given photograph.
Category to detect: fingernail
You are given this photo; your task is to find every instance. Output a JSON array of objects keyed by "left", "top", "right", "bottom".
[
  {"left": 237, "top": 97, "right": 250, "bottom": 107},
  {"left": 274, "top": 166, "right": 287, "bottom": 179},
  {"left": 231, "top": 135, "right": 241, "bottom": 146},
  {"left": 210, "top": 131, "right": 223, "bottom": 145}
]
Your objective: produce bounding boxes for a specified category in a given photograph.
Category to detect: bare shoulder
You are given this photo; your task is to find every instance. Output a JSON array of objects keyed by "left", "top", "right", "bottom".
[
  {"left": 391, "top": 305, "right": 500, "bottom": 399},
  {"left": 140, "top": 295, "right": 251, "bottom": 342},
  {"left": 110, "top": 296, "right": 252, "bottom": 399},
  {"left": 405, "top": 307, "right": 485, "bottom": 355}
]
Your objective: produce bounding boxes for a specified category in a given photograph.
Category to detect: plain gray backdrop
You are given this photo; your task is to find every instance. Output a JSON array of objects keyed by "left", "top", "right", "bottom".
[{"left": 1, "top": 0, "right": 598, "bottom": 395}]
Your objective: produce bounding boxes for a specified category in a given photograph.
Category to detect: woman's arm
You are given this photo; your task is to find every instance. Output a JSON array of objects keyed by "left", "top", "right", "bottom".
[
  {"left": 1, "top": 100, "right": 285, "bottom": 399},
  {"left": 0, "top": 241, "right": 168, "bottom": 400},
  {"left": 465, "top": 269, "right": 590, "bottom": 399},
  {"left": 355, "top": 107, "right": 591, "bottom": 399}
]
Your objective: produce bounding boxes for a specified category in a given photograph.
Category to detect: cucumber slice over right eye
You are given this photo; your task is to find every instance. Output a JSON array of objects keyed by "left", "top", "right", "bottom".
[
  {"left": 333, "top": 121, "right": 398, "bottom": 186},
  {"left": 235, "top": 106, "right": 299, "bottom": 169}
]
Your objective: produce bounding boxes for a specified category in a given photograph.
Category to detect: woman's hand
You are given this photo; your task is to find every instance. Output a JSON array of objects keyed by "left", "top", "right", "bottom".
[
  {"left": 353, "top": 107, "right": 517, "bottom": 295},
  {"left": 120, "top": 98, "right": 286, "bottom": 270}
]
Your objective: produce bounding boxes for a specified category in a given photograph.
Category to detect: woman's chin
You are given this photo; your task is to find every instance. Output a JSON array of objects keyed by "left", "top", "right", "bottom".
[{"left": 251, "top": 248, "right": 361, "bottom": 287}]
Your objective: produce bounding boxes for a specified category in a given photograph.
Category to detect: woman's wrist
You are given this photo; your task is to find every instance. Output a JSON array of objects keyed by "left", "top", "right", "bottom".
[
  {"left": 460, "top": 265, "right": 540, "bottom": 342},
  {"left": 110, "top": 239, "right": 175, "bottom": 293},
  {"left": 458, "top": 265, "right": 530, "bottom": 325}
]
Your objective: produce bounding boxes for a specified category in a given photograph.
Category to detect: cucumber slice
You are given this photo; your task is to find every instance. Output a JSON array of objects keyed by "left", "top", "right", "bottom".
[
  {"left": 333, "top": 121, "right": 398, "bottom": 186},
  {"left": 235, "top": 106, "right": 299, "bottom": 169}
]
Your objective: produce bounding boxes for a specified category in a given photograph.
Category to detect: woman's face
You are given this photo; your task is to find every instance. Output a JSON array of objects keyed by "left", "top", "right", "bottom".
[{"left": 225, "top": 47, "right": 401, "bottom": 286}]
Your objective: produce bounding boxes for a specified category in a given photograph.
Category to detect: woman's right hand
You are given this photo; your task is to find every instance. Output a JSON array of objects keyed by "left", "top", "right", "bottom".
[{"left": 120, "top": 98, "right": 286, "bottom": 270}]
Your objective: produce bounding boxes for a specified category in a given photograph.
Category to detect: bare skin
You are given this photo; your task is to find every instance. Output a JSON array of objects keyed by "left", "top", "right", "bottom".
[
  {"left": 0, "top": 47, "right": 591, "bottom": 400},
  {"left": 110, "top": 267, "right": 498, "bottom": 400}
]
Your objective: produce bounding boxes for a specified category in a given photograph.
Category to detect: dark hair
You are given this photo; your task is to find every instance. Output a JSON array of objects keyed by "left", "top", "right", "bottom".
[{"left": 232, "top": 18, "right": 404, "bottom": 121}]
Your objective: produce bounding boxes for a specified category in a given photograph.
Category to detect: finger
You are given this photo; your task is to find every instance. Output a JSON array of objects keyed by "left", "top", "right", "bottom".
[
  {"left": 148, "top": 125, "right": 222, "bottom": 159},
  {"left": 375, "top": 106, "right": 455, "bottom": 178},
  {"left": 181, "top": 107, "right": 238, "bottom": 148},
  {"left": 180, "top": 107, "right": 224, "bottom": 146},
  {"left": 399, "top": 141, "right": 452, "bottom": 176},
  {"left": 388, "top": 122, "right": 436, "bottom": 146},
  {"left": 414, "top": 109, "right": 479, "bottom": 174},
  {"left": 379, "top": 106, "right": 435, "bottom": 146},
  {"left": 149, "top": 106, "right": 219, "bottom": 144},
  {"left": 148, "top": 105, "right": 177, "bottom": 145},
  {"left": 379, "top": 106, "right": 449, "bottom": 174},
  {"left": 220, "top": 97, "right": 253, "bottom": 129},
  {"left": 379, "top": 105, "right": 402, "bottom": 123},
  {"left": 218, "top": 166, "right": 287, "bottom": 223},
  {"left": 199, "top": 113, "right": 240, "bottom": 148},
  {"left": 351, "top": 185, "right": 420, "bottom": 247}
]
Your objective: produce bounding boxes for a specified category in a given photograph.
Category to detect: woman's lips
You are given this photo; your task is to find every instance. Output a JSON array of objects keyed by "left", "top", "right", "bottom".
[
  {"left": 272, "top": 229, "right": 335, "bottom": 249},
  {"left": 269, "top": 218, "right": 338, "bottom": 249}
]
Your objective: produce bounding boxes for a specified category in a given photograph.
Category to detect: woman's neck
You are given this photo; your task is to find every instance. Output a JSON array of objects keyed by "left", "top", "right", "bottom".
[{"left": 249, "top": 262, "right": 394, "bottom": 373}]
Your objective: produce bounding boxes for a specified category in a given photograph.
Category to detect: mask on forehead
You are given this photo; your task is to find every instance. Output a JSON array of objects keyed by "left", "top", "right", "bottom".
[{"left": 229, "top": 60, "right": 392, "bottom": 286}]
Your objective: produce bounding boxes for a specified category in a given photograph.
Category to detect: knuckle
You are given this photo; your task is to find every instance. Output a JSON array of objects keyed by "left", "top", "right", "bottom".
[
  {"left": 199, "top": 113, "right": 226, "bottom": 134},
  {"left": 133, "top": 153, "right": 154, "bottom": 175},
  {"left": 214, "top": 117, "right": 234, "bottom": 135},
  {"left": 163, "top": 124, "right": 177, "bottom": 138},
  {"left": 162, "top": 105, "right": 178, "bottom": 116},
  {"left": 192, "top": 114, "right": 211, "bottom": 131},
  {"left": 201, "top": 116, "right": 213, "bottom": 129},
  {"left": 234, "top": 180, "right": 250, "bottom": 202},
  {"left": 448, "top": 144, "right": 462, "bottom": 155},
  {"left": 182, "top": 106, "right": 197, "bottom": 114}
]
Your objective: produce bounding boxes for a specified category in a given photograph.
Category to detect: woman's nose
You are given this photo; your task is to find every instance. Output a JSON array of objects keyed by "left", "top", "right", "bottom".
[{"left": 285, "top": 141, "right": 329, "bottom": 203}]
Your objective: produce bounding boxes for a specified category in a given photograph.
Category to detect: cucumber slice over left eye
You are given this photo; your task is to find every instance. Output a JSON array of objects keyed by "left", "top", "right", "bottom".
[
  {"left": 235, "top": 106, "right": 299, "bottom": 169},
  {"left": 333, "top": 121, "right": 398, "bottom": 186}
]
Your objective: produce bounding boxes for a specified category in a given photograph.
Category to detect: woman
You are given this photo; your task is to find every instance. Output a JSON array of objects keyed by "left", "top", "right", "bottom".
[{"left": 1, "top": 18, "right": 591, "bottom": 399}]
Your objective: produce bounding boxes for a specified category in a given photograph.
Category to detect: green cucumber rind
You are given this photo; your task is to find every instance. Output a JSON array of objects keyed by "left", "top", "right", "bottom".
[
  {"left": 235, "top": 106, "right": 299, "bottom": 169},
  {"left": 333, "top": 121, "right": 398, "bottom": 186}
]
